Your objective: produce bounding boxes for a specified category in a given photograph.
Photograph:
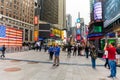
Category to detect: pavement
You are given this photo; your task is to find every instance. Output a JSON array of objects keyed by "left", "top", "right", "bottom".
[{"left": 0, "top": 50, "right": 119, "bottom": 80}]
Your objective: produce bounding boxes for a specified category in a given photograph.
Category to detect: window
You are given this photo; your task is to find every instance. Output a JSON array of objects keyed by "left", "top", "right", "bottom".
[
  {"left": 1, "top": 11, "right": 3, "bottom": 14},
  {"left": 25, "top": 29, "right": 28, "bottom": 41},
  {"left": 30, "top": 30, "right": 32, "bottom": 41},
  {"left": 19, "top": 28, "right": 23, "bottom": 41}
]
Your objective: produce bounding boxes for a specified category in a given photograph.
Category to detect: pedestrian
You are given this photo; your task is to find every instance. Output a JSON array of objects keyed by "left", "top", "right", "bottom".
[
  {"left": 78, "top": 44, "right": 82, "bottom": 56},
  {"left": 73, "top": 45, "right": 77, "bottom": 56},
  {"left": 1, "top": 45, "right": 6, "bottom": 58},
  {"left": 104, "top": 42, "right": 117, "bottom": 79},
  {"left": 90, "top": 45, "right": 97, "bottom": 69},
  {"left": 104, "top": 44, "right": 110, "bottom": 69},
  {"left": 48, "top": 45, "right": 54, "bottom": 60},
  {"left": 44, "top": 44, "right": 48, "bottom": 52},
  {"left": 85, "top": 43, "right": 90, "bottom": 58},
  {"left": 34, "top": 41, "right": 39, "bottom": 51},
  {"left": 67, "top": 43, "right": 72, "bottom": 58},
  {"left": 53, "top": 43, "right": 60, "bottom": 66}
]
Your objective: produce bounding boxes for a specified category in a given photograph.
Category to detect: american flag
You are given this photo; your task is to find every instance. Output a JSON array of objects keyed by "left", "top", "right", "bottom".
[{"left": 0, "top": 25, "right": 23, "bottom": 46}]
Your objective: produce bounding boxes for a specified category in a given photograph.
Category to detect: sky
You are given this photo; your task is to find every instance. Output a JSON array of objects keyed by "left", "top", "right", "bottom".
[{"left": 66, "top": 0, "right": 90, "bottom": 26}]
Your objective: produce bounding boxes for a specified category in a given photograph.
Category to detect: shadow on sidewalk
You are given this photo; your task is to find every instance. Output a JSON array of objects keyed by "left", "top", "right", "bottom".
[{"left": 0, "top": 58, "right": 104, "bottom": 67}]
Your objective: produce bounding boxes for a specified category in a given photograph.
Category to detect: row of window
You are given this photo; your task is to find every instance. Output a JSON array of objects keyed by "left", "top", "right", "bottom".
[
  {"left": 25, "top": 29, "right": 33, "bottom": 41},
  {"left": 0, "top": 10, "right": 33, "bottom": 24},
  {"left": 1, "top": 17, "right": 33, "bottom": 28}
]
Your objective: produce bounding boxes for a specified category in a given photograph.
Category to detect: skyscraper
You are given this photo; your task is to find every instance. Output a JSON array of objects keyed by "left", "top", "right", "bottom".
[{"left": 37, "top": 0, "right": 66, "bottom": 29}]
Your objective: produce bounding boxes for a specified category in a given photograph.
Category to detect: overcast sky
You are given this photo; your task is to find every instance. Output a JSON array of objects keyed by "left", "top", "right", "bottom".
[{"left": 66, "top": 0, "right": 90, "bottom": 26}]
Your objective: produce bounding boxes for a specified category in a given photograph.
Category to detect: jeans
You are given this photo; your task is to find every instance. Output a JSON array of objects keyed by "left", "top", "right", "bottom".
[
  {"left": 109, "top": 60, "right": 116, "bottom": 77},
  {"left": 1, "top": 51, "right": 5, "bottom": 58},
  {"left": 104, "top": 58, "right": 110, "bottom": 68},
  {"left": 49, "top": 52, "right": 54, "bottom": 60},
  {"left": 91, "top": 57, "right": 96, "bottom": 68},
  {"left": 86, "top": 51, "right": 89, "bottom": 58}
]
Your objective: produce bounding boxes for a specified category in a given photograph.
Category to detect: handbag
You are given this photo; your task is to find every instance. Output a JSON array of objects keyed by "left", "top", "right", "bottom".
[{"left": 102, "top": 55, "right": 106, "bottom": 59}]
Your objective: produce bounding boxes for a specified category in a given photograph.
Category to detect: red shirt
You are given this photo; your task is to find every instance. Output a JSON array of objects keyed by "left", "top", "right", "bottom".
[{"left": 106, "top": 46, "right": 116, "bottom": 60}]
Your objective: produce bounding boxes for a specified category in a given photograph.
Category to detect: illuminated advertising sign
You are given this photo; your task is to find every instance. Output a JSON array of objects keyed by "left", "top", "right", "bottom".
[
  {"left": 76, "top": 23, "right": 81, "bottom": 29},
  {"left": 76, "top": 35, "right": 81, "bottom": 40},
  {"left": 87, "top": 33, "right": 103, "bottom": 38},
  {"left": 77, "top": 18, "right": 80, "bottom": 23},
  {"left": 52, "top": 29, "right": 61, "bottom": 37},
  {"left": 0, "top": 26, "right": 23, "bottom": 46},
  {"left": 34, "top": 16, "right": 38, "bottom": 24},
  {"left": 76, "top": 29, "right": 80, "bottom": 34},
  {"left": 94, "top": 2, "right": 102, "bottom": 20},
  {"left": 34, "top": 30, "right": 38, "bottom": 41},
  {"left": 94, "top": 26, "right": 102, "bottom": 33}
]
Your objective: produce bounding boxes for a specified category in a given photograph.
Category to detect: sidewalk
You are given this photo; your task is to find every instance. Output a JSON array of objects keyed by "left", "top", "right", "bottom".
[{"left": 0, "top": 50, "right": 119, "bottom": 80}]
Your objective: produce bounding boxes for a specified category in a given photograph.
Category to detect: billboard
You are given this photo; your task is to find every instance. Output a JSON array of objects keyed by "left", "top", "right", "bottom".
[
  {"left": 94, "top": 26, "right": 102, "bottom": 33},
  {"left": 104, "top": 0, "right": 120, "bottom": 28},
  {"left": 39, "top": 24, "right": 50, "bottom": 30},
  {"left": 76, "top": 34, "right": 81, "bottom": 41},
  {"left": 34, "top": 30, "right": 38, "bottom": 41},
  {"left": 0, "top": 25, "right": 22, "bottom": 46},
  {"left": 34, "top": 16, "right": 38, "bottom": 24},
  {"left": 39, "top": 24, "right": 51, "bottom": 38},
  {"left": 94, "top": 2, "right": 102, "bottom": 20}
]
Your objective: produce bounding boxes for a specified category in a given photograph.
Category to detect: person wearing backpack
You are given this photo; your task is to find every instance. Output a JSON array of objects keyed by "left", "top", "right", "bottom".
[{"left": 90, "top": 45, "right": 97, "bottom": 69}]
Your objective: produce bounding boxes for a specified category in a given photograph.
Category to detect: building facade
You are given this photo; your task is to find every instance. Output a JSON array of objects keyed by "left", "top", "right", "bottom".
[
  {"left": 103, "top": 0, "right": 120, "bottom": 45},
  {"left": 38, "top": 0, "right": 66, "bottom": 29},
  {"left": 0, "top": 0, "right": 34, "bottom": 44},
  {"left": 88, "top": 0, "right": 104, "bottom": 50},
  {"left": 34, "top": 0, "right": 66, "bottom": 42},
  {"left": 66, "top": 14, "right": 72, "bottom": 36}
]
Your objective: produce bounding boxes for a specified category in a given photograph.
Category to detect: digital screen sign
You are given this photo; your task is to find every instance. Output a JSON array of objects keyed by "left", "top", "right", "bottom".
[
  {"left": 76, "top": 35, "right": 81, "bottom": 40},
  {"left": 34, "top": 16, "right": 38, "bottom": 24},
  {"left": 94, "top": 26, "right": 102, "bottom": 33},
  {"left": 76, "top": 29, "right": 80, "bottom": 34},
  {"left": 94, "top": 2, "right": 102, "bottom": 20}
]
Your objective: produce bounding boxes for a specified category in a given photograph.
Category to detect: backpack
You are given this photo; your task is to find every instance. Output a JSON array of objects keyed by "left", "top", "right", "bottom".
[{"left": 90, "top": 50, "right": 97, "bottom": 59}]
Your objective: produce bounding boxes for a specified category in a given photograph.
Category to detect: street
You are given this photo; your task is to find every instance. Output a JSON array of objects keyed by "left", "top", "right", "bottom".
[{"left": 0, "top": 50, "right": 119, "bottom": 80}]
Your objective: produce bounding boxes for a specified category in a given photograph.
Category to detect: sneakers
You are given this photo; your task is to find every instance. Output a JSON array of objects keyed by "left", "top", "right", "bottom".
[
  {"left": 53, "top": 64, "right": 59, "bottom": 66},
  {"left": 107, "top": 75, "right": 113, "bottom": 78},
  {"left": 53, "top": 64, "right": 56, "bottom": 66},
  {"left": 56, "top": 64, "right": 59, "bottom": 66}
]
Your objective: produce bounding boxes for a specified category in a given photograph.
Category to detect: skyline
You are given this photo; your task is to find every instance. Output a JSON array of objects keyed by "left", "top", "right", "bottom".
[{"left": 66, "top": 0, "right": 90, "bottom": 26}]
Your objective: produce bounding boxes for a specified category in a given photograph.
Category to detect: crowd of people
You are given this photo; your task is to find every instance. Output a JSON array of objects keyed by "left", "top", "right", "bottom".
[
  {"left": 48, "top": 41, "right": 120, "bottom": 79},
  {"left": 1, "top": 40, "right": 120, "bottom": 79}
]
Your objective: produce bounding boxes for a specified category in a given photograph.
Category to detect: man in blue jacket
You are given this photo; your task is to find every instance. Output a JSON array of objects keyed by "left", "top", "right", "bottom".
[
  {"left": 48, "top": 45, "right": 54, "bottom": 60},
  {"left": 53, "top": 43, "right": 60, "bottom": 66}
]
